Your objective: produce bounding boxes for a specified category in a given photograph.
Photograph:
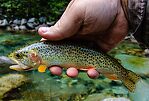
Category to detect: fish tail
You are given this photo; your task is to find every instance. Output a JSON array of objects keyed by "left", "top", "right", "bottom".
[{"left": 122, "top": 70, "right": 141, "bottom": 92}]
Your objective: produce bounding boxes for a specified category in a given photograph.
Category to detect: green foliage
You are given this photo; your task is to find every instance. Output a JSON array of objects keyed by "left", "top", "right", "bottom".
[{"left": 0, "top": 0, "right": 68, "bottom": 21}]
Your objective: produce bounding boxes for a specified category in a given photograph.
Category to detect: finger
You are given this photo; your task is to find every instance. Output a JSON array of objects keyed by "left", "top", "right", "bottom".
[
  {"left": 49, "top": 66, "right": 63, "bottom": 76},
  {"left": 66, "top": 67, "right": 78, "bottom": 78},
  {"left": 38, "top": 0, "right": 84, "bottom": 40},
  {"left": 87, "top": 69, "right": 100, "bottom": 79}
]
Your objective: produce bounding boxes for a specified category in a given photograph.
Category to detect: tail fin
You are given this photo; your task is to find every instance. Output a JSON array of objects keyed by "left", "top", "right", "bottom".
[{"left": 122, "top": 70, "right": 141, "bottom": 92}]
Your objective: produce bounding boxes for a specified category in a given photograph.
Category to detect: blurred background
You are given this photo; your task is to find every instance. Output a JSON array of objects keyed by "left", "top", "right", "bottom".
[{"left": 0, "top": 0, "right": 68, "bottom": 31}]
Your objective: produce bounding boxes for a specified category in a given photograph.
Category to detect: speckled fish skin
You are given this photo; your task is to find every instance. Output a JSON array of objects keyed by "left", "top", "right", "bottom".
[{"left": 9, "top": 41, "right": 141, "bottom": 92}]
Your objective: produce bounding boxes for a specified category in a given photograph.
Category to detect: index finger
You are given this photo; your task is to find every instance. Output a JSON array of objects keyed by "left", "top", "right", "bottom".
[{"left": 38, "top": 0, "right": 84, "bottom": 40}]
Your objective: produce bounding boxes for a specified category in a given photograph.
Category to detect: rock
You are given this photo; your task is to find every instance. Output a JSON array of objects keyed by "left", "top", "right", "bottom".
[
  {"left": 115, "top": 54, "right": 149, "bottom": 76},
  {"left": 0, "top": 74, "right": 28, "bottom": 99},
  {"left": 6, "top": 26, "right": 11, "bottom": 31},
  {"left": 33, "top": 22, "right": 39, "bottom": 27},
  {"left": 13, "top": 25, "right": 19, "bottom": 31},
  {"left": 102, "top": 97, "right": 130, "bottom": 101},
  {"left": 28, "top": 18, "right": 35, "bottom": 23},
  {"left": 130, "top": 37, "right": 138, "bottom": 43},
  {"left": 21, "top": 72, "right": 62, "bottom": 100},
  {"left": 112, "top": 87, "right": 128, "bottom": 96},
  {"left": 124, "top": 35, "right": 131, "bottom": 40},
  {"left": 46, "top": 21, "right": 55, "bottom": 26},
  {"left": 84, "top": 93, "right": 113, "bottom": 101},
  {"left": 10, "top": 24, "right": 18, "bottom": 31},
  {"left": 13, "top": 19, "right": 21, "bottom": 25},
  {"left": 0, "top": 20, "right": 2, "bottom": 24},
  {"left": 144, "top": 49, "right": 149, "bottom": 57},
  {"left": 0, "top": 56, "right": 16, "bottom": 74},
  {"left": 21, "top": 18, "right": 27, "bottom": 25},
  {"left": 35, "top": 26, "right": 39, "bottom": 31},
  {"left": 10, "top": 24, "right": 17, "bottom": 28},
  {"left": 129, "top": 79, "right": 149, "bottom": 101},
  {"left": 0, "top": 19, "right": 9, "bottom": 27},
  {"left": 38, "top": 23, "right": 48, "bottom": 27},
  {"left": 9, "top": 20, "right": 13, "bottom": 24},
  {"left": 35, "top": 23, "right": 48, "bottom": 30},
  {"left": 3, "top": 19, "right": 8, "bottom": 25},
  {"left": 26, "top": 23, "right": 35, "bottom": 29},
  {"left": 19, "top": 25, "right": 27, "bottom": 30},
  {"left": 39, "top": 17, "right": 46, "bottom": 23},
  {"left": 0, "top": 56, "right": 16, "bottom": 67}
]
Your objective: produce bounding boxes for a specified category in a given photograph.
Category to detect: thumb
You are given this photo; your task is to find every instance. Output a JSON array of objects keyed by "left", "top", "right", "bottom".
[{"left": 38, "top": 0, "right": 84, "bottom": 40}]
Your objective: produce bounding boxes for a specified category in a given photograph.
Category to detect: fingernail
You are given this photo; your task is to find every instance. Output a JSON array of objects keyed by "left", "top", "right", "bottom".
[
  {"left": 40, "top": 38, "right": 47, "bottom": 41},
  {"left": 41, "top": 27, "right": 49, "bottom": 33}
]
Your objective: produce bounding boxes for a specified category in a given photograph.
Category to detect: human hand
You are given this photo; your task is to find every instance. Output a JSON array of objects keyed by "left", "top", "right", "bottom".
[{"left": 38, "top": 0, "right": 128, "bottom": 78}]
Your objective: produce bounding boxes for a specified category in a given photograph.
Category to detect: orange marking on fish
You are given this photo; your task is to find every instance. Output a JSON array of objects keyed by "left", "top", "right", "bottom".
[
  {"left": 38, "top": 65, "right": 47, "bottom": 73},
  {"left": 80, "top": 66, "right": 95, "bottom": 71},
  {"left": 104, "top": 74, "right": 119, "bottom": 80}
]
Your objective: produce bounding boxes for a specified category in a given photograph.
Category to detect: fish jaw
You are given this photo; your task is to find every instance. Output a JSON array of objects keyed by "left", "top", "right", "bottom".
[
  {"left": 9, "top": 64, "right": 34, "bottom": 71},
  {"left": 9, "top": 58, "right": 32, "bottom": 71},
  {"left": 10, "top": 64, "right": 26, "bottom": 71}
]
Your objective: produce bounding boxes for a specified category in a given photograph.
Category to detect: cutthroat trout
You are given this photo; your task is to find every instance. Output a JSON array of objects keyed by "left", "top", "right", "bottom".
[{"left": 9, "top": 40, "right": 141, "bottom": 92}]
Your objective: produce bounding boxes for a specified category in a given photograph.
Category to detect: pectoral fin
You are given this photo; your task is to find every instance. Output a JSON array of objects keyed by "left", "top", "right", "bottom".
[
  {"left": 38, "top": 65, "right": 47, "bottom": 73},
  {"left": 100, "top": 70, "right": 119, "bottom": 80},
  {"left": 104, "top": 73, "right": 119, "bottom": 80}
]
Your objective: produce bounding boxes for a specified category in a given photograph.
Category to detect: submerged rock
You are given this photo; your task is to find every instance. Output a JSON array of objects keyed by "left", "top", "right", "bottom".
[
  {"left": 129, "top": 79, "right": 149, "bottom": 101},
  {"left": 0, "top": 56, "right": 16, "bottom": 74},
  {"left": 115, "top": 54, "right": 149, "bottom": 76},
  {"left": 84, "top": 93, "right": 113, "bottom": 101},
  {"left": 0, "top": 74, "right": 28, "bottom": 99},
  {"left": 0, "top": 56, "right": 15, "bottom": 67},
  {"left": 112, "top": 87, "right": 128, "bottom": 96},
  {"left": 103, "top": 97, "right": 130, "bottom": 101}
]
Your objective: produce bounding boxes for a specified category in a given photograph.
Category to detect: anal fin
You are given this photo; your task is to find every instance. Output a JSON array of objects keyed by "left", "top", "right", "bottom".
[{"left": 104, "top": 73, "right": 119, "bottom": 80}]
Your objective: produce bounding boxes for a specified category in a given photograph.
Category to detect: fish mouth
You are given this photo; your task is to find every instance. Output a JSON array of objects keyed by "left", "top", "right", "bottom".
[
  {"left": 9, "top": 64, "right": 33, "bottom": 71},
  {"left": 9, "top": 58, "right": 32, "bottom": 71}
]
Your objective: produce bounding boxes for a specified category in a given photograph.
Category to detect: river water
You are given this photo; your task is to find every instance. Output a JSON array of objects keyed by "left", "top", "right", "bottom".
[{"left": 0, "top": 31, "right": 149, "bottom": 101}]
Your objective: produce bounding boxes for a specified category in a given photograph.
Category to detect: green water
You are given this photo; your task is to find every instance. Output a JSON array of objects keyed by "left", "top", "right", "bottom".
[
  {"left": 0, "top": 31, "right": 149, "bottom": 101},
  {"left": 0, "top": 31, "right": 41, "bottom": 56}
]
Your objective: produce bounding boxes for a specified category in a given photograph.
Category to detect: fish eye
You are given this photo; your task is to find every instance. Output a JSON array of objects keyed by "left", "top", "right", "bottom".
[{"left": 15, "top": 53, "right": 22, "bottom": 58}]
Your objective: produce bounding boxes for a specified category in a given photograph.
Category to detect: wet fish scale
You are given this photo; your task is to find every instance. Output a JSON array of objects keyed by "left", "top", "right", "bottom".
[
  {"left": 9, "top": 41, "right": 141, "bottom": 92},
  {"left": 18, "top": 42, "right": 130, "bottom": 71}
]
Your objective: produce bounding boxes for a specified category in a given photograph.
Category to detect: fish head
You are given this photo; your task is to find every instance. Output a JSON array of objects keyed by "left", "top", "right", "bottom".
[{"left": 9, "top": 47, "right": 42, "bottom": 71}]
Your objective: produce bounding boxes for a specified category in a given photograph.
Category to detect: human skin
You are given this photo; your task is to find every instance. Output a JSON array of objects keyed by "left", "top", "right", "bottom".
[{"left": 38, "top": 0, "right": 128, "bottom": 78}]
